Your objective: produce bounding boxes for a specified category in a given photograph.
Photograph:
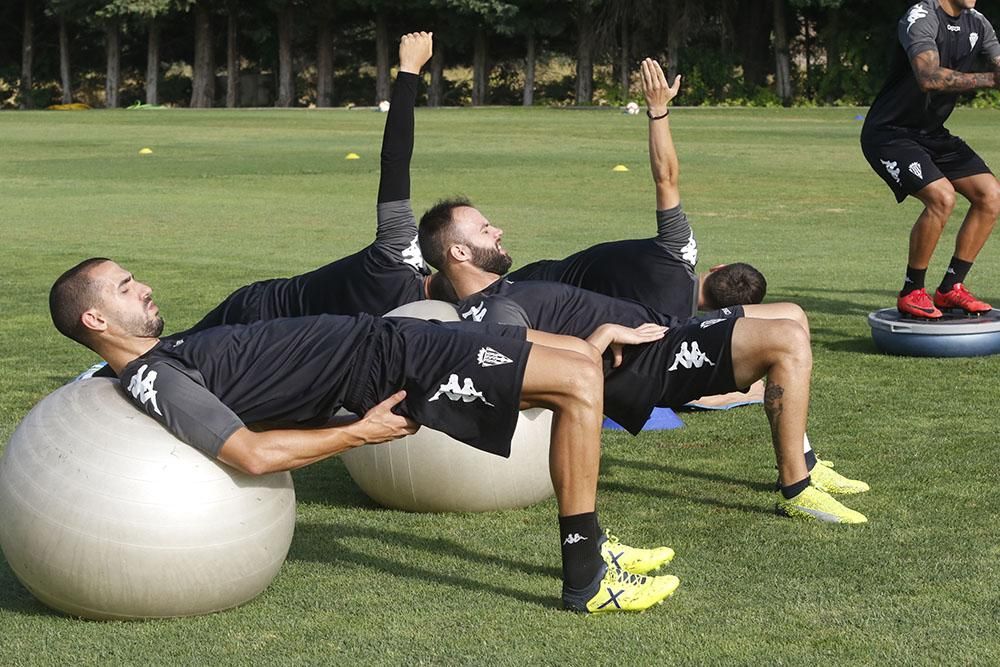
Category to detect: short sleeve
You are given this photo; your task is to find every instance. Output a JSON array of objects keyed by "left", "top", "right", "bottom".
[
  {"left": 900, "top": 4, "right": 939, "bottom": 61},
  {"left": 120, "top": 360, "right": 245, "bottom": 458},
  {"left": 976, "top": 11, "right": 1000, "bottom": 62}
]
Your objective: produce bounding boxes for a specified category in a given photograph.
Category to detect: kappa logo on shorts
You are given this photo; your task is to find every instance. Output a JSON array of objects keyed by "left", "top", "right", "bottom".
[
  {"left": 462, "top": 301, "right": 488, "bottom": 322},
  {"left": 681, "top": 233, "right": 698, "bottom": 266},
  {"left": 127, "top": 364, "right": 162, "bottom": 415},
  {"left": 881, "top": 159, "right": 901, "bottom": 185},
  {"left": 700, "top": 318, "right": 725, "bottom": 329},
  {"left": 668, "top": 342, "right": 716, "bottom": 371},
  {"left": 971, "top": 32, "right": 980, "bottom": 49},
  {"left": 429, "top": 374, "right": 495, "bottom": 406},
  {"left": 721, "top": 308, "right": 733, "bottom": 316},
  {"left": 401, "top": 235, "right": 426, "bottom": 270},
  {"left": 906, "top": 5, "right": 928, "bottom": 32},
  {"left": 909, "top": 162, "right": 923, "bottom": 180},
  {"left": 477, "top": 346, "right": 513, "bottom": 367}
]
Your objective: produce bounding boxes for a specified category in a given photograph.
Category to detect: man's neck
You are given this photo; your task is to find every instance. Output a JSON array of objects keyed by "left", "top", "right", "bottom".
[
  {"left": 449, "top": 266, "right": 501, "bottom": 299},
  {"left": 938, "top": 0, "right": 965, "bottom": 18},
  {"left": 100, "top": 336, "right": 161, "bottom": 376}
]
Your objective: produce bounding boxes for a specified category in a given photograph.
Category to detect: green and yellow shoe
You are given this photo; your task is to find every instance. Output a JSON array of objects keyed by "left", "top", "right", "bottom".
[
  {"left": 776, "top": 486, "right": 868, "bottom": 524},
  {"left": 600, "top": 531, "right": 674, "bottom": 574},
  {"left": 563, "top": 564, "right": 680, "bottom": 614},
  {"left": 810, "top": 460, "right": 870, "bottom": 495}
]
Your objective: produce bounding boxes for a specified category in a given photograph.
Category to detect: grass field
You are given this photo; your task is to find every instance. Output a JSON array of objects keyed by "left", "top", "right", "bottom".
[{"left": 2, "top": 105, "right": 999, "bottom": 665}]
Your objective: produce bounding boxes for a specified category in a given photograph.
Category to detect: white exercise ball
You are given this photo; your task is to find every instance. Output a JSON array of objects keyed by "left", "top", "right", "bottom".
[
  {"left": 338, "top": 300, "right": 555, "bottom": 512},
  {"left": 0, "top": 377, "right": 296, "bottom": 620}
]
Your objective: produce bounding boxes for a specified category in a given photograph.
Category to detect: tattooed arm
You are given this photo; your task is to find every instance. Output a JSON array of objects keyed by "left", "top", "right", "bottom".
[{"left": 911, "top": 50, "right": 999, "bottom": 92}]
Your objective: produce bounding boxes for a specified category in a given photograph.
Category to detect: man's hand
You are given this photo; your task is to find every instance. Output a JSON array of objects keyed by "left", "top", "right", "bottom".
[
  {"left": 399, "top": 31, "right": 433, "bottom": 75},
  {"left": 358, "top": 390, "right": 420, "bottom": 443},
  {"left": 587, "top": 322, "right": 668, "bottom": 367},
  {"left": 641, "top": 58, "right": 681, "bottom": 117}
]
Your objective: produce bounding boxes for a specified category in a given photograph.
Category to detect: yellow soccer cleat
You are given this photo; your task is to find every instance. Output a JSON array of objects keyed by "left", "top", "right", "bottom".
[
  {"left": 776, "top": 486, "right": 868, "bottom": 524},
  {"left": 564, "top": 565, "right": 680, "bottom": 614},
  {"left": 600, "top": 531, "right": 675, "bottom": 574},
  {"left": 810, "top": 460, "right": 870, "bottom": 495}
]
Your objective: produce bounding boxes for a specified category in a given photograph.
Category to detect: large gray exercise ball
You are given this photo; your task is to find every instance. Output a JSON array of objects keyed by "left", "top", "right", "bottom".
[
  {"left": 339, "top": 300, "right": 555, "bottom": 512},
  {"left": 0, "top": 378, "right": 296, "bottom": 620}
]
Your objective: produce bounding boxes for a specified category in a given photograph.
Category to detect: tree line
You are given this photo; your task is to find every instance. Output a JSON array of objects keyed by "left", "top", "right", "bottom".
[{"left": 5, "top": 1, "right": 1000, "bottom": 110}]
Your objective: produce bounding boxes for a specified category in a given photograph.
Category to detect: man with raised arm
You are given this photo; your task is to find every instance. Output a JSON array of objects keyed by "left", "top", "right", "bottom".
[
  {"left": 419, "top": 59, "right": 871, "bottom": 524},
  {"left": 49, "top": 256, "right": 679, "bottom": 614},
  {"left": 862, "top": 0, "right": 1000, "bottom": 319}
]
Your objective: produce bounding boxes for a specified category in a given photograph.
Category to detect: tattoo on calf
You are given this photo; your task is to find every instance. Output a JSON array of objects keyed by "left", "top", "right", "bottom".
[{"left": 763, "top": 383, "right": 784, "bottom": 422}]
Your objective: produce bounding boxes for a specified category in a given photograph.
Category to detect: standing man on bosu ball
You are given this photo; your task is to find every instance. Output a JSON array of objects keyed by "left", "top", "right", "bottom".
[{"left": 862, "top": 0, "right": 1000, "bottom": 319}]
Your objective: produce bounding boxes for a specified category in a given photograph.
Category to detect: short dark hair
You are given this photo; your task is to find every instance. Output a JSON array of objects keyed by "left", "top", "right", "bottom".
[
  {"left": 50, "top": 257, "right": 112, "bottom": 347},
  {"left": 418, "top": 196, "right": 473, "bottom": 270},
  {"left": 703, "top": 263, "right": 767, "bottom": 310}
]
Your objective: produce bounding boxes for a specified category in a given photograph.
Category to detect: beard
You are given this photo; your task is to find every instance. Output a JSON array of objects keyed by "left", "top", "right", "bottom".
[
  {"left": 122, "top": 307, "right": 165, "bottom": 338},
  {"left": 469, "top": 244, "right": 513, "bottom": 276}
]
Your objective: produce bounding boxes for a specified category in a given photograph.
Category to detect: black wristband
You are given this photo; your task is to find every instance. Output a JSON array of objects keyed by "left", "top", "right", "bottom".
[{"left": 646, "top": 108, "right": 670, "bottom": 120}]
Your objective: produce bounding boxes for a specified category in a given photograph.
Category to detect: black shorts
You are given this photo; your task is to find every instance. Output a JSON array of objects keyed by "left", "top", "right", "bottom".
[
  {"left": 603, "top": 317, "right": 739, "bottom": 434},
  {"left": 356, "top": 319, "right": 531, "bottom": 458},
  {"left": 861, "top": 130, "right": 992, "bottom": 203}
]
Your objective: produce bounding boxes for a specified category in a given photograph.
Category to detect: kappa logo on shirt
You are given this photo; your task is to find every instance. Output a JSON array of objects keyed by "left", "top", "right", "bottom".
[
  {"left": 681, "top": 233, "right": 698, "bottom": 266},
  {"left": 429, "top": 374, "right": 495, "bottom": 406},
  {"left": 668, "top": 342, "right": 716, "bottom": 371},
  {"left": 881, "top": 159, "right": 902, "bottom": 185},
  {"left": 700, "top": 318, "right": 725, "bottom": 329},
  {"left": 401, "top": 235, "right": 426, "bottom": 270},
  {"left": 906, "top": 5, "right": 928, "bottom": 33},
  {"left": 462, "top": 301, "right": 488, "bottom": 322},
  {"left": 909, "top": 162, "right": 923, "bottom": 180},
  {"left": 173, "top": 339, "right": 184, "bottom": 348},
  {"left": 477, "top": 347, "right": 513, "bottom": 367},
  {"left": 127, "top": 364, "right": 162, "bottom": 415},
  {"left": 971, "top": 32, "right": 980, "bottom": 49}
]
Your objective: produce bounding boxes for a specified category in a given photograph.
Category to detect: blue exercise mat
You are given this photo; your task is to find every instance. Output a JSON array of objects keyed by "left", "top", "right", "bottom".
[{"left": 602, "top": 407, "right": 683, "bottom": 431}]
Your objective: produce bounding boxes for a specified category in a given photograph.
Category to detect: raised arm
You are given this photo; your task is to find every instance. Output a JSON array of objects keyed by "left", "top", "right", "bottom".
[
  {"left": 641, "top": 58, "right": 682, "bottom": 211},
  {"left": 218, "top": 391, "right": 419, "bottom": 475}
]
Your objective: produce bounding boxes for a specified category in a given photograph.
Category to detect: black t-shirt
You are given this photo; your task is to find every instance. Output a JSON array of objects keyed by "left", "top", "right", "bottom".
[
  {"left": 508, "top": 206, "right": 699, "bottom": 320},
  {"left": 121, "top": 314, "right": 386, "bottom": 457},
  {"left": 864, "top": 1, "right": 1000, "bottom": 138}
]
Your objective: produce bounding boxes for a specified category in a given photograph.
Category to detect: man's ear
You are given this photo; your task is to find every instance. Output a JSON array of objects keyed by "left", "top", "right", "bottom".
[
  {"left": 448, "top": 243, "right": 471, "bottom": 263},
  {"left": 80, "top": 308, "right": 108, "bottom": 334}
]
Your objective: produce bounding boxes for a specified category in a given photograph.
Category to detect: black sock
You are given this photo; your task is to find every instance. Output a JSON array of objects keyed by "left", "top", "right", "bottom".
[
  {"left": 900, "top": 266, "right": 926, "bottom": 296},
  {"left": 559, "top": 512, "right": 602, "bottom": 590},
  {"left": 780, "top": 476, "right": 811, "bottom": 500},
  {"left": 805, "top": 449, "right": 817, "bottom": 472},
  {"left": 939, "top": 257, "right": 973, "bottom": 293}
]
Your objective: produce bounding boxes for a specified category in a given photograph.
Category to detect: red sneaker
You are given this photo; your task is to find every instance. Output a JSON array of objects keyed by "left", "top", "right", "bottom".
[
  {"left": 934, "top": 283, "right": 993, "bottom": 315},
  {"left": 897, "top": 288, "right": 942, "bottom": 319}
]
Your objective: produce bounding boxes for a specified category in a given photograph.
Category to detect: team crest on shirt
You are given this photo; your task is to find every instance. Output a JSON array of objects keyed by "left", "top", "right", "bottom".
[
  {"left": 668, "top": 342, "right": 715, "bottom": 371},
  {"left": 906, "top": 5, "right": 928, "bottom": 33},
  {"left": 477, "top": 347, "right": 513, "bottom": 367},
  {"left": 462, "top": 301, "right": 488, "bottom": 322},
  {"left": 909, "top": 162, "right": 923, "bottom": 180},
  {"left": 971, "top": 33, "right": 980, "bottom": 50},
  {"left": 127, "top": 364, "right": 163, "bottom": 415},
  {"left": 429, "top": 374, "right": 495, "bottom": 406},
  {"left": 881, "top": 159, "right": 902, "bottom": 185}
]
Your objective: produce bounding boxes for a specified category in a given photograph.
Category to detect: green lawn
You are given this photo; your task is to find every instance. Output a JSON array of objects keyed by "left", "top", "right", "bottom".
[{"left": 2, "top": 105, "right": 999, "bottom": 665}]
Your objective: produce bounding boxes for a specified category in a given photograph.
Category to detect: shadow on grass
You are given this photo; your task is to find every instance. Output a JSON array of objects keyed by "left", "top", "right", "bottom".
[
  {"left": 770, "top": 285, "right": 892, "bottom": 318},
  {"left": 602, "top": 454, "right": 775, "bottom": 495},
  {"left": 289, "top": 522, "right": 560, "bottom": 609},
  {"left": 0, "top": 559, "right": 54, "bottom": 617}
]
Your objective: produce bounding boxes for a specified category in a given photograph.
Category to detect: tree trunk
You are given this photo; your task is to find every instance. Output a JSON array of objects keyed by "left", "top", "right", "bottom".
[
  {"left": 773, "top": 0, "right": 793, "bottom": 105},
  {"left": 276, "top": 3, "right": 294, "bottom": 107},
  {"left": 190, "top": 3, "right": 215, "bottom": 108},
  {"left": 617, "top": 18, "right": 629, "bottom": 97},
  {"left": 428, "top": 42, "right": 445, "bottom": 107},
  {"left": 58, "top": 13, "right": 72, "bottom": 104},
  {"left": 316, "top": 17, "right": 334, "bottom": 107},
  {"left": 575, "top": 3, "right": 595, "bottom": 106},
  {"left": 666, "top": 0, "right": 682, "bottom": 81},
  {"left": 522, "top": 30, "right": 536, "bottom": 107},
  {"left": 226, "top": 4, "right": 239, "bottom": 108},
  {"left": 105, "top": 20, "right": 120, "bottom": 109},
  {"left": 472, "top": 28, "right": 489, "bottom": 106},
  {"left": 20, "top": 0, "right": 34, "bottom": 109},
  {"left": 146, "top": 19, "right": 160, "bottom": 105},
  {"left": 375, "top": 13, "right": 390, "bottom": 103},
  {"left": 736, "top": 0, "right": 771, "bottom": 88}
]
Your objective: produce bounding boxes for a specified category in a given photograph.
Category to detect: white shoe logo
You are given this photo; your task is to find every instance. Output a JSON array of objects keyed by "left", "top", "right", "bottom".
[
  {"left": 477, "top": 346, "right": 512, "bottom": 367},
  {"left": 681, "top": 233, "right": 698, "bottom": 266},
  {"left": 401, "top": 235, "right": 426, "bottom": 270},
  {"left": 668, "top": 342, "right": 716, "bottom": 370},
  {"left": 127, "top": 364, "right": 162, "bottom": 415},
  {"left": 700, "top": 318, "right": 725, "bottom": 329},
  {"left": 462, "top": 301, "right": 488, "bottom": 322},
  {"left": 563, "top": 533, "right": 588, "bottom": 545},
  {"left": 429, "top": 374, "right": 494, "bottom": 406},
  {"left": 906, "top": 5, "right": 928, "bottom": 32},
  {"left": 881, "top": 159, "right": 901, "bottom": 185},
  {"left": 908, "top": 162, "right": 923, "bottom": 179}
]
